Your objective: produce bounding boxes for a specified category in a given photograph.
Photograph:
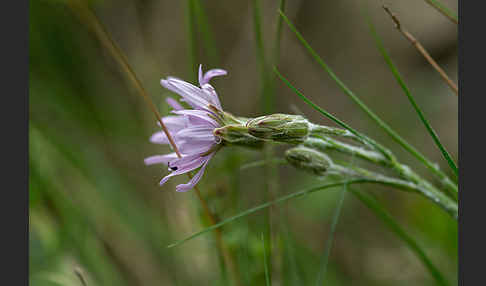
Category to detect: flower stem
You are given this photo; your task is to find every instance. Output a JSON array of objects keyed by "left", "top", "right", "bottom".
[{"left": 66, "top": 1, "right": 240, "bottom": 284}]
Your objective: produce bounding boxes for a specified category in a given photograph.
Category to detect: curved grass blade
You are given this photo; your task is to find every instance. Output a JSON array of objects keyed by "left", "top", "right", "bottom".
[
  {"left": 366, "top": 15, "right": 458, "bottom": 178},
  {"left": 168, "top": 179, "right": 390, "bottom": 248},
  {"left": 253, "top": 1, "right": 274, "bottom": 283},
  {"left": 278, "top": 11, "right": 456, "bottom": 193},
  {"left": 425, "top": 0, "right": 458, "bottom": 24},
  {"left": 315, "top": 183, "right": 347, "bottom": 286},
  {"left": 274, "top": 67, "right": 392, "bottom": 160},
  {"left": 350, "top": 188, "right": 449, "bottom": 286},
  {"left": 274, "top": 70, "right": 458, "bottom": 216}
]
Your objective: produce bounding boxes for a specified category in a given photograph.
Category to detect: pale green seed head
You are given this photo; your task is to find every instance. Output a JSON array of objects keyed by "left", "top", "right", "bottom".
[
  {"left": 246, "top": 114, "right": 309, "bottom": 143},
  {"left": 285, "top": 146, "right": 332, "bottom": 176}
]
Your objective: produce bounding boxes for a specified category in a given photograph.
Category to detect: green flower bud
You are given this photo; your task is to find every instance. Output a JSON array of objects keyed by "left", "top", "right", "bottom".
[
  {"left": 285, "top": 147, "right": 332, "bottom": 176},
  {"left": 246, "top": 114, "right": 309, "bottom": 143},
  {"left": 213, "top": 125, "right": 264, "bottom": 148}
]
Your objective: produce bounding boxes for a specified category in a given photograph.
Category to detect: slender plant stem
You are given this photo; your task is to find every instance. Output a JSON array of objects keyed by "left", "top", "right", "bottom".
[
  {"left": 366, "top": 13, "right": 458, "bottom": 177},
  {"left": 424, "top": 0, "right": 458, "bottom": 24},
  {"left": 316, "top": 184, "right": 347, "bottom": 286},
  {"left": 66, "top": 2, "right": 239, "bottom": 285},
  {"left": 237, "top": 154, "right": 450, "bottom": 285},
  {"left": 277, "top": 11, "right": 457, "bottom": 195},
  {"left": 383, "top": 6, "right": 458, "bottom": 96},
  {"left": 274, "top": 67, "right": 393, "bottom": 161},
  {"left": 67, "top": 0, "right": 179, "bottom": 155},
  {"left": 168, "top": 179, "right": 379, "bottom": 248},
  {"left": 168, "top": 177, "right": 456, "bottom": 248},
  {"left": 331, "top": 162, "right": 457, "bottom": 217},
  {"left": 275, "top": 67, "right": 457, "bottom": 202},
  {"left": 253, "top": 0, "right": 277, "bottom": 283}
]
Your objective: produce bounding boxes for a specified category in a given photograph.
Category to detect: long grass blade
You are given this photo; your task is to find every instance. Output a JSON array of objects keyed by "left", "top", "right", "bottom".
[
  {"left": 350, "top": 188, "right": 449, "bottom": 286},
  {"left": 274, "top": 67, "right": 392, "bottom": 160},
  {"left": 274, "top": 69, "right": 458, "bottom": 209},
  {"left": 278, "top": 11, "right": 456, "bottom": 193},
  {"left": 168, "top": 179, "right": 388, "bottom": 248},
  {"left": 366, "top": 13, "right": 458, "bottom": 177},
  {"left": 424, "top": 0, "right": 458, "bottom": 24},
  {"left": 315, "top": 184, "right": 347, "bottom": 286}
]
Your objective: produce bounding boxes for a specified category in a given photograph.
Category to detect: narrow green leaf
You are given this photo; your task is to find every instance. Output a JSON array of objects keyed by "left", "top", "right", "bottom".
[
  {"left": 273, "top": 67, "right": 392, "bottom": 160},
  {"left": 366, "top": 16, "right": 458, "bottom": 178},
  {"left": 167, "top": 179, "right": 387, "bottom": 248},
  {"left": 274, "top": 69, "right": 458, "bottom": 217},
  {"left": 425, "top": 0, "right": 458, "bottom": 24},
  {"left": 253, "top": 2, "right": 273, "bottom": 283},
  {"left": 278, "top": 11, "right": 456, "bottom": 194},
  {"left": 316, "top": 184, "right": 347, "bottom": 286},
  {"left": 350, "top": 188, "right": 449, "bottom": 286}
]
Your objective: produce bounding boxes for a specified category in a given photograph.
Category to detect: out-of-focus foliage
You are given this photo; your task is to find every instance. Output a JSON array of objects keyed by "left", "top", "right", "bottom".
[{"left": 29, "top": 0, "right": 457, "bottom": 285}]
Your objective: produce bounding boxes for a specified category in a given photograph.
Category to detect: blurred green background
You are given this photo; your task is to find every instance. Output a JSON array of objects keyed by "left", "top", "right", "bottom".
[{"left": 29, "top": 0, "right": 457, "bottom": 285}]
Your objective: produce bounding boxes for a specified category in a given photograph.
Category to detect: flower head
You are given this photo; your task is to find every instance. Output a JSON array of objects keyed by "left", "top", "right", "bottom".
[{"left": 144, "top": 65, "right": 227, "bottom": 192}]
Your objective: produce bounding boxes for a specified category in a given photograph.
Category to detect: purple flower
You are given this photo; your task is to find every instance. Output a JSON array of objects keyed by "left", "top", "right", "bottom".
[{"left": 144, "top": 65, "right": 227, "bottom": 192}]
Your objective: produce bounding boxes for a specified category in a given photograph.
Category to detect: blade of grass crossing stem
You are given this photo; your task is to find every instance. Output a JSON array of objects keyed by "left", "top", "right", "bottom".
[
  {"left": 425, "top": 0, "right": 458, "bottom": 24},
  {"left": 192, "top": 0, "right": 219, "bottom": 65},
  {"left": 167, "top": 179, "right": 380, "bottom": 248},
  {"left": 316, "top": 183, "right": 347, "bottom": 286},
  {"left": 366, "top": 16, "right": 458, "bottom": 177},
  {"left": 253, "top": 1, "right": 274, "bottom": 284},
  {"left": 262, "top": 233, "right": 271, "bottom": 286},
  {"left": 350, "top": 188, "right": 449, "bottom": 286},
  {"left": 278, "top": 11, "right": 455, "bottom": 191},
  {"left": 273, "top": 67, "right": 392, "bottom": 160}
]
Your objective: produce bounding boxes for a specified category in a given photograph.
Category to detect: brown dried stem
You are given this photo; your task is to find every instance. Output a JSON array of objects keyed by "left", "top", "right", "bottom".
[
  {"left": 67, "top": 1, "right": 240, "bottom": 284},
  {"left": 383, "top": 5, "right": 458, "bottom": 96}
]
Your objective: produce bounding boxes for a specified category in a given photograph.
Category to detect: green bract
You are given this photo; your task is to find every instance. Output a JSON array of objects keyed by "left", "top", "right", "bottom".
[
  {"left": 246, "top": 114, "right": 309, "bottom": 143},
  {"left": 285, "top": 146, "right": 332, "bottom": 176}
]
